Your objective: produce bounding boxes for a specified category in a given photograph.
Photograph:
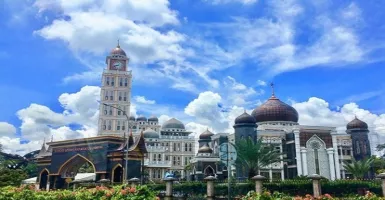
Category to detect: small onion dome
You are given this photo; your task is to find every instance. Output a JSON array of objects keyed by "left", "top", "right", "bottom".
[
  {"left": 235, "top": 111, "right": 256, "bottom": 124},
  {"left": 129, "top": 116, "right": 135, "bottom": 121},
  {"left": 136, "top": 116, "right": 147, "bottom": 121},
  {"left": 162, "top": 118, "right": 185, "bottom": 130},
  {"left": 148, "top": 115, "right": 159, "bottom": 122},
  {"left": 251, "top": 95, "right": 299, "bottom": 123},
  {"left": 347, "top": 116, "right": 368, "bottom": 130},
  {"left": 143, "top": 128, "right": 159, "bottom": 138},
  {"left": 110, "top": 43, "right": 127, "bottom": 56},
  {"left": 198, "top": 143, "right": 212, "bottom": 154},
  {"left": 199, "top": 129, "right": 214, "bottom": 140}
]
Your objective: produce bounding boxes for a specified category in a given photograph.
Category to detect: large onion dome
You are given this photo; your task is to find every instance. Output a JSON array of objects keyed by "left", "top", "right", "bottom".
[
  {"left": 198, "top": 143, "right": 213, "bottom": 154},
  {"left": 347, "top": 116, "right": 368, "bottom": 130},
  {"left": 136, "top": 116, "right": 147, "bottom": 121},
  {"left": 251, "top": 94, "right": 298, "bottom": 123},
  {"left": 235, "top": 111, "right": 256, "bottom": 124},
  {"left": 148, "top": 115, "right": 159, "bottom": 122},
  {"left": 199, "top": 129, "right": 214, "bottom": 140},
  {"left": 162, "top": 118, "right": 185, "bottom": 130},
  {"left": 110, "top": 42, "right": 127, "bottom": 56},
  {"left": 143, "top": 128, "right": 159, "bottom": 138}
]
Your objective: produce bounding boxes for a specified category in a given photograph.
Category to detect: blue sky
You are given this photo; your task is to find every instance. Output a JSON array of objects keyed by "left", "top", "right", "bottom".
[{"left": 0, "top": 0, "right": 385, "bottom": 154}]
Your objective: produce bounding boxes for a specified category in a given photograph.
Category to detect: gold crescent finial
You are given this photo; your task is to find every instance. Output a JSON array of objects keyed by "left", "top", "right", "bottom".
[{"left": 270, "top": 82, "right": 275, "bottom": 97}]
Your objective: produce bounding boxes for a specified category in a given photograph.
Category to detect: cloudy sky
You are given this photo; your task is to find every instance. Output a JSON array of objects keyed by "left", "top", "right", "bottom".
[{"left": 0, "top": 0, "right": 385, "bottom": 155}]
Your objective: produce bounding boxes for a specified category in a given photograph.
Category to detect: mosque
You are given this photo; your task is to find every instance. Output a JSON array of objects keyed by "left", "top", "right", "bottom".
[{"left": 34, "top": 43, "right": 378, "bottom": 189}]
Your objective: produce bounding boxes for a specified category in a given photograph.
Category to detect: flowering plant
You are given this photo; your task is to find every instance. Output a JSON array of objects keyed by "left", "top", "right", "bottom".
[{"left": 0, "top": 184, "right": 158, "bottom": 200}]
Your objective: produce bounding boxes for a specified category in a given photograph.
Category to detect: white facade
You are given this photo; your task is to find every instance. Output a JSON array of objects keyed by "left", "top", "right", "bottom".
[{"left": 98, "top": 46, "right": 132, "bottom": 136}]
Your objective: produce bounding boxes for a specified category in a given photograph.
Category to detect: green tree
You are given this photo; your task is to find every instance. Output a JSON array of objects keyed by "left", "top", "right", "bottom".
[
  {"left": 235, "top": 138, "right": 284, "bottom": 179},
  {"left": 0, "top": 168, "right": 28, "bottom": 187},
  {"left": 343, "top": 158, "right": 374, "bottom": 179},
  {"left": 78, "top": 162, "right": 94, "bottom": 173},
  {"left": 370, "top": 156, "right": 385, "bottom": 174},
  {"left": 22, "top": 162, "right": 38, "bottom": 178}
]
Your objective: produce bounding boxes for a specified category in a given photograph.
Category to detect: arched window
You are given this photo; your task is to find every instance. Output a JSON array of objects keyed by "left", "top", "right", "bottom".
[
  {"left": 356, "top": 141, "right": 360, "bottom": 154},
  {"left": 108, "top": 120, "right": 112, "bottom": 130},
  {"left": 124, "top": 92, "right": 127, "bottom": 101},
  {"left": 185, "top": 143, "right": 188, "bottom": 151},
  {"left": 119, "top": 92, "right": 122, "bottom": 101},
  {"left": 102, "top": 120, "right": 106, "bottom": 130},
  {"left": 189, "top": 143, "right": 192, "bottom": 152},
  {"left": 111, "top": 77, "right": 115, "bottom": 86},
  {"left": 310, "top": 141, "right": 321, "bottom": 175},
  {"left": 103, "top": 105, "right": 108, "bottom": 115},
  {"left": 117, "top": 121, "right": 121, "bottom": 130},
  {"left": 124, "top": 78, "right": 128, "bottom": 87},
  {"left": 109, "top": 91, "right": 114, "bottom": 100},
  {"left": 106, "top": 77, "right": 110, "bottom": 85},
  {"left": 119, "top": 77, "right": 123, "bottom": 86}
]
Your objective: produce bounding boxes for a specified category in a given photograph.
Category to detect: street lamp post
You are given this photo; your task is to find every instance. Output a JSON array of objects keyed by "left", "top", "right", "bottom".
[{"left": 101, "top": 103, "right": 130, "bottom": 184}]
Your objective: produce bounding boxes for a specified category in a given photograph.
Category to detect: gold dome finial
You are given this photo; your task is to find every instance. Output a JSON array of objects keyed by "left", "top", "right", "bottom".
[{"left": 117, "top": 39, "right": 120, "bottom": 48}]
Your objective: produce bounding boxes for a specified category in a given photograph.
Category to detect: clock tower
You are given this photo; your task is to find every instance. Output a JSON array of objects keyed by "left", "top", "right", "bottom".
[{"left": 98, "top": 41, "right": 132, "bottom": 136}]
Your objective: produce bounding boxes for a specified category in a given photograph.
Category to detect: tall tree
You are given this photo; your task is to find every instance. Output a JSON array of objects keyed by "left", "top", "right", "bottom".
[
  {"left": 235, "top": 138, "right": 284, "bottom": 179},
  {"left": 343, "top": 158, "right": 374, "bottom": 179}
]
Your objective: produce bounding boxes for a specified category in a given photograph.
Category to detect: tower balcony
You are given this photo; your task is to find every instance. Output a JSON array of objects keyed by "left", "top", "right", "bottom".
[
  {"left": 146, "top": 146, "right": 169, "bottom": 152},
  {"left": 144, "top": 160, "right": 172, "bottom": 168}
]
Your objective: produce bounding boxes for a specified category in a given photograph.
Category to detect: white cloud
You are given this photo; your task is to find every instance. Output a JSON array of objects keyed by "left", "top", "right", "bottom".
[
  {"left": 0, "top": 122, "right": 17, "bottom": 137},
  {"left": 207, "top": 0, "right": 258, "bottom": 5},
  {"left": 222, "top": 76, "right": 261, "bottom": 106},
  {"left": 134, "top": 96, "right": 156, "bottom": 104},
  {"left": 293, "top": 97, "right": 385, "bottom": 135},
  {"left": 257, "top": 80, "right": 267, "bottom": 86}
]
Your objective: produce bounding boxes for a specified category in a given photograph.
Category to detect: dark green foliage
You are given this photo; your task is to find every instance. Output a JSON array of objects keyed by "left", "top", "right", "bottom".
[
  {"left": 343, "top": 158, "right": 374, "bottom": 179},
  {"left": 235, "top": 138, "right": 284, "bottom": 179},
  {"left": 147, "top": 179, "right": 382, "bottom": 198},
  {"left": 0, "top": 168, "right": 28, "bottom": 187}
]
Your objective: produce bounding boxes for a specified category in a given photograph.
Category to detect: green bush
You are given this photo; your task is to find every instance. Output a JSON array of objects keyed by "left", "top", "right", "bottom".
[
  {"left": 0, "top": 185, "right": 158, "bottom": 200},
  {"left": 147, "top": 179, "right": 382, "bottom": 198}
]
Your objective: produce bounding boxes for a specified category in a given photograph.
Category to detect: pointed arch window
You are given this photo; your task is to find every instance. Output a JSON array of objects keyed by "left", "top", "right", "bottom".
[{"left": 356, "top": 141, "right": 360, "bottom": 154}]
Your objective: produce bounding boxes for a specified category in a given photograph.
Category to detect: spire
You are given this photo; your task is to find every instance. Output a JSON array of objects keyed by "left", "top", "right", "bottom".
[
  {"left": 244, "top": 109, "right": 247, "bottom": 113},
  {"left": 117, "top": 39, "right": 120, "bottom": 48},
  {"left": 270, "top": 82, "right": 275, "bottom": 97},
  {"left": 128, "top": 130, "right": 134, "bottom": 148},
  {"left": 51, "top": 135, "right": 53, "bottom": 142}
]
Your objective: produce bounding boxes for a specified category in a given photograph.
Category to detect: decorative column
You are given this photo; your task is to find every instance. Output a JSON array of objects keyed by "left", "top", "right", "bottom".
[
  {"left": 252, "top": 175, "right": 266, "bottom": 195},
  {"left": 327, "top": 148, "right": 336, "bottom": 180},
  {"left": 269, "top": 168, "right": 273, "bottom": 182},
  {"left": 46, "top": 175, "right": 50, "bottom": 191},
  {"left": 308, "top": 174, "right": 322, "bottom": 198},
  {"left": 332, "top": 134, "right": 341, "bottom": 179},
  {"left": 377, "top": 173, "right": 385, "bottom": 197},
  {"left": 204, "top": 176, "right": 217, "bottom": 200},
  {"left": 294, "top": 129, "right": 303, "bottom": 176},
  {"left": 301, "top": 147, "right": 308, "bottom": 176},
  {"left": 164, "top": 177, "right": 176, "bottom": 200},
  {"left": 128, "top": 177, "right": 140, "bottom": 188}
]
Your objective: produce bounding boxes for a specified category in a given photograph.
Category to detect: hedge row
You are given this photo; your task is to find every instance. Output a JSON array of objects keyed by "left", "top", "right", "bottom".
[{"left": 147, "top": 180, "right": 382, "bottom": 198}]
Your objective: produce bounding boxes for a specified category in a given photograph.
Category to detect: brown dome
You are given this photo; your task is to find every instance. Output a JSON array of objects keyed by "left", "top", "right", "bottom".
[
  {"left": 110, "top": 42, "right": 127, "bottom": 56},
  {"left": 198, "top": 143, "right": 213, "bottom": 154},
  {"left": 235, "top": 111, "right": 256, "bottom": 124},
  {"left": 199, "top": 129, "right": 214, "bottom": 140},
  {"left": 347, "top": 116, "right": 368, "bottom": 130},
  {"left": 251, "top": 95, "right": 299, "bottom": 123}
]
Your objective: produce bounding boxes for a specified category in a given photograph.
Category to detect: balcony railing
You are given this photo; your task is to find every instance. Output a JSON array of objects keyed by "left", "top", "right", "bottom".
[
  {"left": 159, "top": 136, "right": 195, "bottom": 140},
  {"left": 144, "top": 160, "right": 172, "bottom": 167},
  {"left": 146, "top": 146, "right": 169, "bottom": 152}
]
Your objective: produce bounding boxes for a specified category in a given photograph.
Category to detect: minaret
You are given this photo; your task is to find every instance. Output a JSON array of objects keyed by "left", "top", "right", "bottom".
[
  {"left": 346, "top": 116, "right": 371, "bottom": 160},
  {"left": 98, "top": 41, "right": 132, "bottom": 136}
]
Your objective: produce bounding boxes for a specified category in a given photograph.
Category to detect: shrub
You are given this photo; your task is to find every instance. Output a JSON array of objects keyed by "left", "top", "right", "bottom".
[{"left": 0, "top": 184, "right": 158, "bottom": 200}]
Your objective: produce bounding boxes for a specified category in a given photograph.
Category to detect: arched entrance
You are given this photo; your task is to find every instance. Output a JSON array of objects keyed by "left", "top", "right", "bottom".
[
  {"left": 39, "top": 169, "right": 49, "bottom": 190},
  {"left": 112, "top": 164, "right": 123, "bottom": 183},
  {"left": 204, "top": 166, "right": 215, "bottom": 177},
  {"left": 58, "top": 154, "right": 96, "bottom": 178}
]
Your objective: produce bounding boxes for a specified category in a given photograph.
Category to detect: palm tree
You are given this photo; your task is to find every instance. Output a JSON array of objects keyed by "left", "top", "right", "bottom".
[
  {"left": 343, "top": 158, "right": 374, "bottom": 179},
  {"left": 235, "top": 138, "right": 284, "bottom": 179}
]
